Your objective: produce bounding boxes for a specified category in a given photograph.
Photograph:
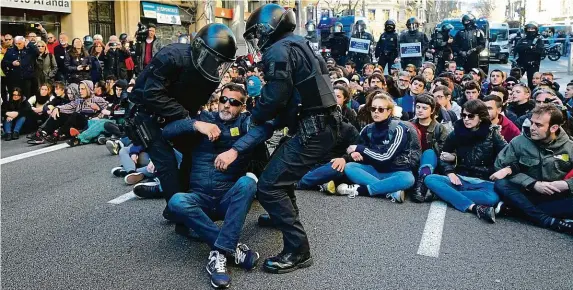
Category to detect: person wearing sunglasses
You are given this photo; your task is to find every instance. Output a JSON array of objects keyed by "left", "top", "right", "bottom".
[
  {"left": 425, "top": 99, "right": 507, "bottom": 223},
  {"left": 337, "top": 93, "right": 418, "bottom": 202},
  {"left": 516, "top": 89, "right": 573, "bottom": 136},
  {"left": 163, "top": 83, "right": 262, "bottom": 288}
]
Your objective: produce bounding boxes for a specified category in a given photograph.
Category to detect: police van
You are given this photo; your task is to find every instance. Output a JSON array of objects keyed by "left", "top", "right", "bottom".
[{"left": 489, "top": 22, "right": 510, "bottom": 64}]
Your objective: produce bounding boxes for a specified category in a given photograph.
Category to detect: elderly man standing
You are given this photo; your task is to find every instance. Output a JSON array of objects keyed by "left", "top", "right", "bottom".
[{"left": 1, "top": 36, "right": 39, "bottom": 98}]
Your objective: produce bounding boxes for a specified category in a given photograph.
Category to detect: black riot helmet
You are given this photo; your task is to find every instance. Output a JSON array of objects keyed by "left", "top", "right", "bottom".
[
  {"left": 333, "top": 22, "right": 344, "bottom": 33},
  {"left": 244, "top": 4, "right": 296, "bottom": 53},
  {"left": 524, "top": 21, "right": 539, "bottom": 38},
  {"left": 385, "top": 20, "right": 396, "bottom": 33},
  {"left": 305, "top": 20, "right": 316, "bottom": 33},
  {"left": 441, "top": 23, "right": 454, "bottom": 36},
  {"left": 83, "top": 35, "right": 94, "bottom": 50},
  {"left": 462, "top": 14, "right": 476, "bottom": 29},
  {"left": 406, "top": 17, "right": 420, "bottom": 32},
  {"left": 191, "top": 23, "right": 237, "bottom": 82},
  {"left": 355, "top": 20, "right": 367, "bottom": 33}
]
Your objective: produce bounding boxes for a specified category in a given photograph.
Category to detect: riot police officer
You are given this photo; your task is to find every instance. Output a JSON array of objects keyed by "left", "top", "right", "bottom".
[
  {"left": 453, "top": 14, "right": 485, "bottom": 73},
  {"left": 432, "top": 23, "right": 454, "bottom": 74},
  {"left": 325, "top": 22, "right": 349, "bottom": 65},
  {"left": 375, "top": 19, "right": 399, "bottom": 74},
  {"left": 305, "top": 20, "right": 319, "bottom": 53},
  {"left": 398, "top": 17, "right": 429, "bottom": 70},
  {"left": 244, "top": 3, "right": 340, "bottom": 273},
  {"left": 348, "top": 20, "right": 374, "bottom": 71},
  {"left": 128, "top": 23, "right": 237, "bottom": 218},
  {"left": 515, "top": 22, "right": 544, "bottom": 89}
]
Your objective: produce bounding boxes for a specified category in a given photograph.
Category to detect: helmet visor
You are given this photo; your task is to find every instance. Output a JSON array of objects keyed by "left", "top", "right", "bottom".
[{"left": 192, "top": 39, "right": 234, "bottom": 82}]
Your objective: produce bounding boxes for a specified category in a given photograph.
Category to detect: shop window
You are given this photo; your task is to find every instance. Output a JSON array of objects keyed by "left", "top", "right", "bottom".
[{"left": 88, "top": 1, "right": 116, "bottom": 41}]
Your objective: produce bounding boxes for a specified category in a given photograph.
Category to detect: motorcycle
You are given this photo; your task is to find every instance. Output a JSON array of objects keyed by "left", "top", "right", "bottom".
[{"left": 540, "top": 43, "right": 562, "bottom": 61}]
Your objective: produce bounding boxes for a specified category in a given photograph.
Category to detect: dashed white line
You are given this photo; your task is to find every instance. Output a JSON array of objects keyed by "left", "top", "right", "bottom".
[
  {"left": 108, "top": 191, "right": 139, "bottom": 205},
  {"left": 1, "top": 143, "right": 69, "bottom": 165},
  {"left": 417, "top": 201, "right": 448, "bottom": 258}
]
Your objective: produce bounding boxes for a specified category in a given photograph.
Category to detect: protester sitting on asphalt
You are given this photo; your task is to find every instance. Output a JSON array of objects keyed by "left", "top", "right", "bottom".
[
  {"left": 111, "top": 144, "right": 151, "bottom": 185},
  {"left": 507, "top": 83, "right": 534, "bottom": 119},
  {"left": 483, "top": 95, "right": 521, "bottom": 143},
  {"left": 27, "top": 83, "right": 52, "bottom": 127},
  {"left": 163, "top": 83, "right": 264, "bottom": 289},
  {"left": 494, "top": 104, "right": 573, "bottom": 235},
  {"left": 396, "top": 75, "right": 426, "bottom": 119},
  {"left": 424, "top": 99, "right": 508, "bottom": 223},
  {"left": 336, "top": 93, "right": 420, "bottom": 202},
  {"left": 516, "top": 88, "right": 562, "bottom": 129},
  {"left": 2, "top": 87, "right": 31, "bottom": 141},
  {"left": 27, "top": 82, "right": 74, "bottom": 144},
  {"left": 410, "top": 94, "right": 450, "bottom": 202},
  {"left": 334, "top": 85, "right": 359, "bottom": 129}
]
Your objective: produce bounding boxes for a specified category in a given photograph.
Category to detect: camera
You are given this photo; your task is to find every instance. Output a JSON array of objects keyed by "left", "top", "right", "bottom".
[{"left": 135, "top": 22, "right": 148, "bottom": 43}]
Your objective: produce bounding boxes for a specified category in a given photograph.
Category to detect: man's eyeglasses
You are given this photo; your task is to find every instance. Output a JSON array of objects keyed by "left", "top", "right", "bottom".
[
  {"left": 219, "top": 96, "right": 243, "bottom": 107},
  {"left": 505, "top": 82, "right": 516, "bottom": 86},
  {"left": 536, "top": 98, "right": 557, "bottom": 104},
  {"left": 370, "top": 107, "right": 390, "bottom": 113},
  {"left": 461, "top": 113, "right": 477, "bottom": 119}
]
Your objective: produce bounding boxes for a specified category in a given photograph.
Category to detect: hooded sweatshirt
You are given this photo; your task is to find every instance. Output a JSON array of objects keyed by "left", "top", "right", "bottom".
[{"left": 57, "top": 80, "right": 108, "bottom": 116}]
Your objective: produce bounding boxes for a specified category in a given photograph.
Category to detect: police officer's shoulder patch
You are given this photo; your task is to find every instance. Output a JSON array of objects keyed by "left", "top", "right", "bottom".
[{"left": 267, "top": 61, "right": 289, "bottom": 80}]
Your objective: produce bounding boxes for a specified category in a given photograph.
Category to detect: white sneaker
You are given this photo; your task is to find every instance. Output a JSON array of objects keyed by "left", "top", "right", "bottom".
[
  {"left": 336, "top": 183, "right": 360, "bottom": 197},
  {"left": 386, "top": 190, "right": 405, "bottom": 203}
]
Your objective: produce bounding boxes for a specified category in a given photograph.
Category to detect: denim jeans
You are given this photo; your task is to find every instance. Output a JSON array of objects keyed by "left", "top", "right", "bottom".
[
  {"left": 494, "top": 179, "right": 573, "bottom": 227},
  {"left": 4, "top": 116, "right": 26, "bottom": 134},
  {"left": 419, "top": 149, "right": 438, "bottom": 175},
  {"left": 425, "top": 174, "right": 499, "bottom": 212},
  {"left": 296, "top": 162, "right": 345, "bottom": 190},
  {"left": 168, "top": 176, "right": 257, "bottom": 254},
  {"left": 119, "top": 146, "right": 150, "bottom": 173},
  {"left": 344, "top": 162, "right": 415, "bottom": 196}
]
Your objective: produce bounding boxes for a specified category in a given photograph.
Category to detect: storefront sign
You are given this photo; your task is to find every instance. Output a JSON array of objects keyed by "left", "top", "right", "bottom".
[
  {"left": 1, "top": 0, "right": 71, "bottom": 13},
  {"left": 349, "top": 38, "right": 370, "bottom": 54},
  {"left": 214, "top": 7, "right": 234, "bottom": 19},
  {"left": 400, "top": 42, "right": 422, "bottom": 58},
  {"left": 142, "top": 1, "right": 181, "bottom": 25}
]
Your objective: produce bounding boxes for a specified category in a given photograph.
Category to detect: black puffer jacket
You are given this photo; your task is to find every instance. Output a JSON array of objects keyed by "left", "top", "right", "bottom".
[{"left": 440, "top": 120, "right": 507, "bottom": 180}]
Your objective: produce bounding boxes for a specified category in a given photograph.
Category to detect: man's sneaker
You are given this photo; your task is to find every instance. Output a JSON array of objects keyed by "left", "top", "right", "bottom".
[
  {"left": 41, "top": 131, "right": 58, "bottom": 145},
  {"left": 475, "top": 205, "right": 496, "bottom": 223},
  {"left": 97, "top": 135, "right": 107, "bottom": 145},
  {"left": 69, "top": 127, "right": 80, "bottom": 137},
  {"left": 318, "top": 181, "right": 336, "bottom": 195},
  {"left": 336, "top": 183, "right": 360, "bottom": 197},
  {"left": 386, "top": 190, "right": 405, "bottom": 203},
  {"left": 233, "top": 243, "right": 259, "bottom": 270},
  {"left": 206, "top": 251, "right": 231, "bottom": 289},
  {"left": 66, "top": 137, "right": 80, "bottom": 147},
  {"left": 27, "top": 134, "right": 45, "bottom": 145},
  {"left": 133, "top": 180, "right": 162, "bottom": 198},
  {"left": 27, "top": 131, "right": 40, "bottom": 139},
  {"left": 111, "top": 167, "right": 128, "bottom": 177},
  {"left": 550, "top": 219, "right": 573, "bottom": 235},
  {"left": 124, "top": 172, "right": 145, "bottom": 185},
  {"left": 106, "top": 140, "right": 121, "bottom": 155}
]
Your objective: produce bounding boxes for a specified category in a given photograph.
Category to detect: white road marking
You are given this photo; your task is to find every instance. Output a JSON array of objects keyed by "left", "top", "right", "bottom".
[
  {"left": 108, "top": 191, "right": 139, "bottom": 205},
  {"left": 417, "top": 201, "right": 448, "bottom": 258},
  {"left": 1, "top": 143, "right": 69, "bottom": 165}
]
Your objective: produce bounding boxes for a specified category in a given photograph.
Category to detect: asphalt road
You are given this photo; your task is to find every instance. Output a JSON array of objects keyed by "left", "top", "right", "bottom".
[{"left": 2, "top": 133, "right": 572, "bottom": 290}]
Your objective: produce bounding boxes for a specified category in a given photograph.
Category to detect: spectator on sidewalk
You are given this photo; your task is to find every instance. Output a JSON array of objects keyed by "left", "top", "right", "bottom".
[
  {"left": 494, "top": 104, "right": 573, "bottom": 235},
  {"left": 35, "top": 40, "right": 57, "bottom": 86},
  {"left": 65, "top": 38, "right": 90, "bottom": 84},
  {"left": 483, "top": 95, "right": 520, "bottom": 142},
  {"left": 2, "top": 87, "right": 31, "bottom": 140},
  {"left": 89, "top": 40, "right": 105, "bottom": 83},
  {"left": 45, "top": 32, "right": 59, "bottom": 54},
  {"left": 424, "top": 99, "right": 507, "bottom": 223},
  {"left": 140, "top": 23, "right": 162, "bottom": 72},
  {"left": 54, "top": 33, "right": 70, "bottom": 82},
  {"left": 1, "top": 36, "right": 40, "bottom": 98},
  {"left": 104, "top": 35, "right": 129, "bottom": 80}
]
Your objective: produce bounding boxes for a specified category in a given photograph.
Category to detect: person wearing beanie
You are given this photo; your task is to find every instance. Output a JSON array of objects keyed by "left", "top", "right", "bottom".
[{"left": 245, "top": 75, "right": 261, "bottom": 112}]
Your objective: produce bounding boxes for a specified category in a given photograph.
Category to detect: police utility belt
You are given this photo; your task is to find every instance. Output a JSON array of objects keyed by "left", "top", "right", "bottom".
[
  {"left": 297, "top": 106, "right": 341, "bottom": 141},
  {"left": 126, "top": 105, "right": 181, "bottom": 149}
]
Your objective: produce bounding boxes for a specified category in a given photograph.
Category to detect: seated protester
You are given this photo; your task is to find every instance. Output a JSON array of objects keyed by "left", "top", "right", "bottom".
[
  {"left": 110, "top": 144, "right": 152, "bottom": 185},
  {"left": 538, "top": 79, "right": 565, "bottom": 101},
  {"left": 432, "top": 85, "right": 458, "bottom": 130},
  {"left": 344, "top": 60, "right": 356, "bottom": 76},
  {"left": 494, "top": 104, "right": 573, "bottom": 235},
  {"left": 295, "top": 121, "right": 359, "bottom": 194},
  {"left": 245, "top": 74, "right": 261, "bottom": 112},
  {"left": 362, "top": 63, "right": 375, "bottom": 78},
  {"left": 2, "top": 87, "right": 31, "bottom": 141},
  {"left": 424, "top": 99, "right": 507, "bottom": 223},
  {"left": 433, "top": 83, "right": 461, "bottom": 118},
  {"left": 564, "top": 82, "right": 573, "bottom": 109},
  {"left": 334, "top": 85, "right": 359, "bottom": 130},
  {"left": 483, "top": 69, "right": 505, "bottom": 95},
  {"left": 41, "top": 80, "right": 108, "bottom": 144},
  {"left": 529, "top": 72, "right": 542, "bottom": 89},
  {"left": 93, "top": 80, "right": 106, "bottom": 98},
  {"left": 348, "top": 73, "right": 365, "bottom": 109},
  {"left": 458, "top": 80, "right": 483, "bottom": 106},
  {"left": 28, "top": 83, "right": 53, "bottom": 128},
  {"left": 356, "top": 89, "right": 405, "bottom": 130},
  {"left": 516, "top": 88, "right": 560, "bottom": 129},
  {"left": 336, "top": 93, "right": 420, "bottom": 202},
  {"left": 446, "top": 61, "right": 457, "bottom": 74},
  {"left": 421, "top": 66, "right": 435, "bottom": 90},
  {"left": 163, "top": 84, "right": 261, "bottom": 289},
  {"left": 27, "top": 82, "right": 75, "bottom": 143},
  {"left": 541, "top": 72, "right": 559, "bottom": 90},
  {"left": 395, "top": 71, "right": 411, "bottom": 97},
  {"left": 469, "top": 67, "right": 486, "bottom": 85},
  {"left": 367, "top": 73, "right": 387, "bottom": 91},
  {"left": 396, "top": 75, "right": 426, "bottom": 119},
  {"left": 483, "top": 95, "right": 520, "bottom": 142},
  {"left": 489, "top": 85, "right": 515, "bottom": 121},
  {"left": 509, "top": 67, "right": 523, "bottom": 82},
  {"left": 405, "top": 64, "right": 417, "bottom": 78},
  {"left": 411, "top": 94, "right": 450, "bottom": 202},
  {"left": 453, "top": 66, "right": 465, "bottom": 84},
  {"left": 328, "top": 69, "right": 343, "bottom": 82},
  {"left": 504, "top": 76, "right": 518, "bottom": 92},
  {"left": 508, "top": 83, "right": 534, "bottom": 119},
  {"left": 384, "top": 75, "right": 402, "bottom": 99},
  {"left": 104, "top": 75, "right": 118, "bottom": 98}
]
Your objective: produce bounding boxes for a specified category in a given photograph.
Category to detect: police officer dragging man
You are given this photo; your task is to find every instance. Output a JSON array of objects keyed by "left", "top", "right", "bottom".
[
  {"left": 375, "top": 20, "right": 399, "bottom": 74},
  {"left": 217, "top": 3, "right": 341, "bottom": 274},
  {"left": 453, "top": 14, "right": 485, "bottom": 73},
  {"left": 348, "top": 20, "right": 374, "bottom": 71},
  {"left": 397, "top": 17, "right": 429, "bottom": 70},
  {"left": 325, "top": 22, "right": 350, "bottom": 65},
  {"left": 128, "top": 23, "right": 237, "bottom": 219},
  {"left": 514, "top": 22, "right": 544, "bottom": 89}
]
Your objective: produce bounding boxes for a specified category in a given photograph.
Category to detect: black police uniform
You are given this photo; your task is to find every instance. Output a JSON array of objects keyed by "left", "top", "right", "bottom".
[
  {"left": 398, "top": 30, "right": 429, "bottom": 69},
  {"left": 325, "top": 32, "right": 349, "bottom": 65},
  {"left": 453, "top": 25, "right": 485, "bottom": 73},
  {"left": 515, "top": 34, "right": 544, "bottom": 90},
  {"left": 375, "top": 31, "right": 399, "bottom": 74},
  {"left": 129, "top": 42, "right": 228, "bottom": 205},
  {"left": 348, "top": 31, "right": 374, "bottom": 71},
  {"left": 432, "top": 28, "right": 454, "bottom": 74}
]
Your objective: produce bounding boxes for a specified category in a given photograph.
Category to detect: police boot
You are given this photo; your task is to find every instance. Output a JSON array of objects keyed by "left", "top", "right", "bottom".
[{"left": 263, "top": 251, "right": 313, "bottom": 274}]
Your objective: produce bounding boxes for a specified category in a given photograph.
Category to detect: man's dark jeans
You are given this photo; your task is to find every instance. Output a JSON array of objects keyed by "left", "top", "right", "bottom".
[
  {"left": 257, "top": 124, "right": 337, "bottom": 254},
  {"left": 494, "top": 179, "right": 573, "bottom": 227},
  {"left": 168, "top": 176, "right": 257, "bottom": 253}
]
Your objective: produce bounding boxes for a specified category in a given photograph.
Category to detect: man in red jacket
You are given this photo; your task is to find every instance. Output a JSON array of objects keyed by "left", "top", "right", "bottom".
[
  {"left": 484, "top": 95, "right": 520, "bottom": 142},
  {"left": 46, "top": 32, "right": 59, "bottom": 54}
]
